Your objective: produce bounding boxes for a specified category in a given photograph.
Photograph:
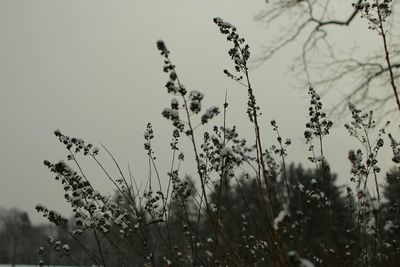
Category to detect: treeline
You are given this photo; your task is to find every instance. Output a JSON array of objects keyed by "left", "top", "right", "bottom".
[
  {"left": 0, "top": 207, "right": 95, "bottom": 266},
  {"left": 1, "top": 163, "right": 400, "bottom": 266}
]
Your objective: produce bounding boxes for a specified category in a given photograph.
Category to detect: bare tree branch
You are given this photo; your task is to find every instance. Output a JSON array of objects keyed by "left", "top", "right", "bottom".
[{"left": 254, "top": 0, "right": 400, "bottom": 119}]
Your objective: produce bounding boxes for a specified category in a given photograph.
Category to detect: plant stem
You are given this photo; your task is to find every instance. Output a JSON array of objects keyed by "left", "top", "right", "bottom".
[{"left": 376, "top": 0, "right": 400, "bottom": 112}]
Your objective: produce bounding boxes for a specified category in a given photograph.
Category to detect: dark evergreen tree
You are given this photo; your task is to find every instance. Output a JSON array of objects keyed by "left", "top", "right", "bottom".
[
  {"left": 272, "top": 163, "right": 354, "bottom": 265},
  {"left": 381, "top": 167, "right": 400, "bottom": 262},
  {"left": 383, "top": 167, "right": 400, "bottom": 223}
]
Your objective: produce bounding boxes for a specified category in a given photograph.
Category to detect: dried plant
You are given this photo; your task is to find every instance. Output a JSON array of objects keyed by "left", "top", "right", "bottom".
[{"left": 35, "top": 16, "right": 400, "bottom": 267}]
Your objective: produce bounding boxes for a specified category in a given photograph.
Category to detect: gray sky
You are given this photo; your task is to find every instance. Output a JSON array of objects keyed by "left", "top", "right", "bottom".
[{"left": 0, "top": 0, "right": 395, "bottom": 224}]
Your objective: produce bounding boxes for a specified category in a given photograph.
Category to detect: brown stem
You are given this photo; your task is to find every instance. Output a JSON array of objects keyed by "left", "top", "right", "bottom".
[
  {"left": 376, "top": 0, "right": 400, "bottom": 112},
  {"left": 242, "top": 61, "right": 285, "bottom": 266}
]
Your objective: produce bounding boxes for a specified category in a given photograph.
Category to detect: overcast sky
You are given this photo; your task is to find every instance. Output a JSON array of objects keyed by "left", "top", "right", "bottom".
[{"left": 0, "top": 0, "right": 395, "bottom": 224}]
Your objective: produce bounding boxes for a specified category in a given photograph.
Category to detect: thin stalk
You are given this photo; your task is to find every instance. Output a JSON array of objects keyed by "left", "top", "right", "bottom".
[
  {"left": 241, "top": 58, "right": 285, "bottom": 266},
  {"left": 376, "top": 0, "right": 400, "bottom": 112},
  {"left": 93, "top": 230, "right": 107, "bottom": 267}
]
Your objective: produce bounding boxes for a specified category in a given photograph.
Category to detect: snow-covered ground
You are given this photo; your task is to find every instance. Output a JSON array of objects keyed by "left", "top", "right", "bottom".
[{"left": 0, "top": 265, "right": 76, "bottom": 267}]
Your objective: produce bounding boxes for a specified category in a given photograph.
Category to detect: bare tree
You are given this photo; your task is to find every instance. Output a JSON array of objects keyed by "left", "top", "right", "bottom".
[
  {"left": 0, "top": 208, "right": 32, "bottom": 267},
  {"left": 254, "top": 0, "right": 400, "bottom": 119}
]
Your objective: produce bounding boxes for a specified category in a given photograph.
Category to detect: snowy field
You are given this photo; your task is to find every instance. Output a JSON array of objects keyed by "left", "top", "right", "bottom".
[{"left": 0, "top": 265, "right": 76, "bottom": 267}]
